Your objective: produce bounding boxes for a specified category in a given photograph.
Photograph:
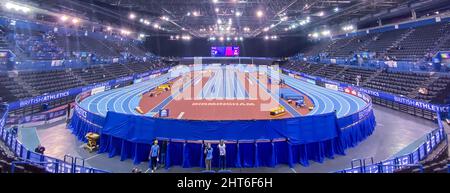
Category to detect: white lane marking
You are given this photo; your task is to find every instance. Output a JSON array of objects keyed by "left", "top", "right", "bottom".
[
  {"left": 290, "top": 168, "right": 297, "bottom": 173},
  {"left": 283, "top": 74, "right": 367, "bottom": 117},
  {"left": 177, "top": 112, "right": 185, "bottom": 119},
  {"left": 248, "top": 74, "right": 295, "bottom": 117},
  {"left": 127, "top": 78, "right": 170, "bottom": 115},
  {"left": 147, "top": 75, "right": 203, "bottom": 115},
  {"left": 248, "top": 77, "right": 254, "bottom": 85},
  {"left": 84, "top": 154, "right": 101, "bottom": 161},
  {"left": 82, "top": 75, "right": 167, "bottom": 115},
  {"left": 284, "top": 75, "right": 337, "bottom": 115}
]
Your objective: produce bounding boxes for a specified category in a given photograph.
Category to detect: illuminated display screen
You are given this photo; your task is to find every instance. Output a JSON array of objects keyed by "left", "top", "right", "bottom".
[
  {"left": 0, "top": 51, "right": 8, "bottom": 58},
  {"left": 211, "top": 46, "right": 240, "bottom": 57}
]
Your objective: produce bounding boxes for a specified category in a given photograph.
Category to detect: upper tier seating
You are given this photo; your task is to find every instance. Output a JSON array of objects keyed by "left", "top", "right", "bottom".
[
  {"left": 304, "top": 21, "right": 450, "bottom": 62},
  {"left": 363, "top": 29, "right": 409, "bottom": 57},
  {"left": 386, "top": 23, "right": 450, "bottom": 61}
]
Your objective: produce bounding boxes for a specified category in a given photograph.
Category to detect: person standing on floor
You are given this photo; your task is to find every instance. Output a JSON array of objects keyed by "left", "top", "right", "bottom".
[
  {"left": 149, "top": 139, "right": 160, "bottom": 173},
  {"left": 204, "top": 143, "right": 213, "bottom": 171},
  {"left": 218, "top": 140, "right": 226, "bottom": 170}
]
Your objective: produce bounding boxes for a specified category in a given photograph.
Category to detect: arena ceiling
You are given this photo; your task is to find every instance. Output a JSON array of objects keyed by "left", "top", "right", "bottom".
[{"left": 30, "top": 0, "right": 449, "bottom": 38}]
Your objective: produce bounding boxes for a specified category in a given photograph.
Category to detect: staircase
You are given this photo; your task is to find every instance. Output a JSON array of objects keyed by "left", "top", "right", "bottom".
[
  {"left": 361, "top": 69, "right": 383, "bottom": 86},
  {"left": 357, "top": 33, "right": 381, "bottom": 52},
  {"left": 99, "top": 65, "right": 117, "bottom": 78},
  {"left": 407, "top": 74, "right": 439, "bottom": 98},
  {"left": 435, "top": 23, "right": 450, "bottom": 51},
  {"left": 121, "top": 63, "right": 136, "bottom": 74},
  {"left": 330, "top": 66, "right": 350, "bottom": 80},
  {"left": 12, "top": 75, "right": 40, "bottom": 97},
  {"left": 311, "top": 64, "right": 329, "bottom": 75},
  {"left": 385, "top": 29, "right": 415, "bottom": 53},
  {"left": 67, "top": 69, "right": 88, "bottom": 86},
  {"left": 0, "top": 35, "right": 8, "bottom": 49}
]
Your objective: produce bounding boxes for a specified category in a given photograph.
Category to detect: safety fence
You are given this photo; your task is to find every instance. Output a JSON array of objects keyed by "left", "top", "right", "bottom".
[
  {"left": 0, "top": 105, "right": 109, "bottom": 173},
  {"left": 7, "top": 108, "right": 67, "bottom": 125},
  {"left": 336, "top": 127, "right": 446, "bottom": 173},
  {"left": 282, "top": 68, "right": 449, "bottom": 121}
]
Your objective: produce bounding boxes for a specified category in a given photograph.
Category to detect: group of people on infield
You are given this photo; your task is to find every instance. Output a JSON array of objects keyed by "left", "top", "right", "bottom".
[{"left": 148, "top": 139, "right": 227, "bottom": 173}]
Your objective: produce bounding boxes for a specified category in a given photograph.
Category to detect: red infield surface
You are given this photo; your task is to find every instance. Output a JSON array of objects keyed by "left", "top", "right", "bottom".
[{"left": 138, "top": 70, "right": 314, "bottom": 120}]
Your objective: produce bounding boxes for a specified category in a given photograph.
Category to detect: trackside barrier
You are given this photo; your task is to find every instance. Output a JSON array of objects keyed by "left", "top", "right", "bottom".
[
  {"left": 7, "top": 108, "right": 67, "bottom": 125},
  {"left": 0, "top": 105, "right": 109, "bottom": 173},
  {"left": 336, "top": 128, "right": 446, "bottom": 173}
]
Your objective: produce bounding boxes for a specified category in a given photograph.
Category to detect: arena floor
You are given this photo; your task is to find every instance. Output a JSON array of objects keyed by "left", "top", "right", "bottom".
[
  {"left": 35, "top": 105, "right": 437, "bottom": 173},
  {"left": 25, "top": 65, "right": 436, "bottom": 173}
]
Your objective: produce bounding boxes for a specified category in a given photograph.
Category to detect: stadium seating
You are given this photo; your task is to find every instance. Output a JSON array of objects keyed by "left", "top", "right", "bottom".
[
  {"left": 18, "top": 70, "right": 85, "bottom": 94},
  {"left": 334, "top": 67, "right": 377, "bottom": 85},
  {"left": 304, "top": 21, "right": 450, "bottom": 62},
  {"left": 385, "top": 23, "right": 450, "bottom": 61},
  {"left": 364, "top": 71, "right": 429, "bottom": 96},
  {"left": 281, "top": 62, "right": 450, "bottom": 104},
  {"left": 312, "top": 64, "right": 347, "bottom": 79}
]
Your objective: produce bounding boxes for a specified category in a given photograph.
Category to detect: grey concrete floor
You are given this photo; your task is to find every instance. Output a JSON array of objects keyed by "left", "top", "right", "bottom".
[{"left": 35, "top": 105, "right": 437, "bottom": 173}]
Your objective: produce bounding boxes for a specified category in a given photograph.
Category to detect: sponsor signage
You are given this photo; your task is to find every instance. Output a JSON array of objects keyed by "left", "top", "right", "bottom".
[
  {"left": 7, "top": 68, "right": 170, "bottom": 110},
  {"left": 281, "top": 68, "right": 449, "bottom": 112}
]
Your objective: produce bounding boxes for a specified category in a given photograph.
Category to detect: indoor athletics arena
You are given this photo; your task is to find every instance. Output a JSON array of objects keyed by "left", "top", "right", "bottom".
[{"left": 0, "top": 0, "right": 449, "bottom": 184}]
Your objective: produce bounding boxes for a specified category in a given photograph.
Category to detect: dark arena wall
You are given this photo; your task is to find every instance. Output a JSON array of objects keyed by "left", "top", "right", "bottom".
[{"left": 144, "top": 36, "right": 310, "bottom": 57}]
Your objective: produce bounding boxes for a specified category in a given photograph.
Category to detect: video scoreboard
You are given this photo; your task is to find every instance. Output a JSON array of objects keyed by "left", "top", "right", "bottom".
[{"left": 211, "top": 46, "right": 240, "bottom": 57}]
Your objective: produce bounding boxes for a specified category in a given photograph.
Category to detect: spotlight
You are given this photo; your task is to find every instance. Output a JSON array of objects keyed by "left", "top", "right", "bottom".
[
  {"left": 256, "top": 10, "right": 264, "bottom": 18},
  {"left": 60, "top": 15, "right": 69, "bottom": 22},
  {"left": 106, "top": 26, "right": 112, "bottom": 31},
  {"left": 312, "top": 33, "right": 319, "bottom": 38},
  {"left": 321, "top": 30, "right": 330, "bottom": 36},
  {"left": 219, "top": 37, "right": 224, "bottom": 41},
  {"left": 235, "top": 11, "right": 242, "bottom": 17},
  {"left": 129, "top": 13, "right": 136, "bottom": 20},
  {"left": 72, "top": 18, "right": 79, "bottom": 24},
  {"left": 264, "top": 35, "right": 269, "bottom": 40}
]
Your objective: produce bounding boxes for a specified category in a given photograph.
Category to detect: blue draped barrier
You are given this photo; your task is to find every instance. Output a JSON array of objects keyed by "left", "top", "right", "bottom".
[
  {"left": 100, "top": 111, "right": 340, "bottom": 144},
  {"left": 69, "top": 70, "right": 377, "bottom": 168}
]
